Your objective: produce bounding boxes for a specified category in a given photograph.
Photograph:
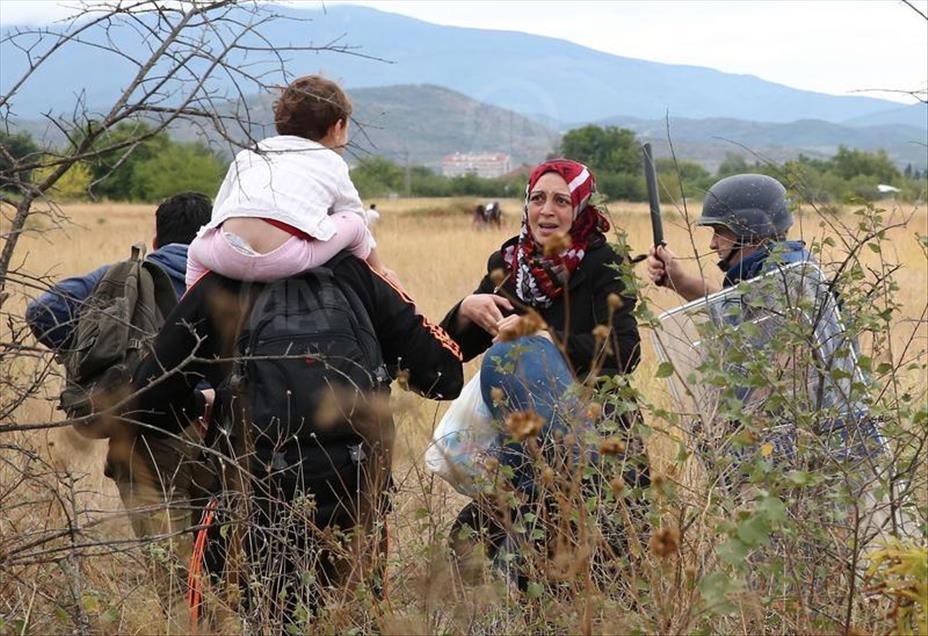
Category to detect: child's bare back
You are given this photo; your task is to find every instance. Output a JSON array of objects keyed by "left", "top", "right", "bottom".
[{"left": 221, "top": 218, "right": 291, "bottom": 254}]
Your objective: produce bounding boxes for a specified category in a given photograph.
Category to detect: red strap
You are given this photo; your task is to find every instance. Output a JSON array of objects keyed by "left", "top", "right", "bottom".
[
  {"left": 261, "top": 218, "right": 313, "bottom": 241},
  {"left": 188, "top": 498, "right": 218, "bottom": 634}
]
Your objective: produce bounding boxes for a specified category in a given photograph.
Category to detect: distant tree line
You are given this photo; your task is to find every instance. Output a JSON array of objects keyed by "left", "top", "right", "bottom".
[
  {"left": 349, "top": 156, "right": 529, "bottom": 199},
  {"left": 0, "top": 123, "right": 225, "bottom": 202},
  {"left": 353, "top": 126, "right": 926, "bottom": 204},
  {"left": 779, "top": 147, "right": 925, "bottom": 203},
  {"left": 557, "top": 125, "right": 927, "bottom": 204},
  {"left": 2, "top": 124, "right": 924, "bottom": 203}
]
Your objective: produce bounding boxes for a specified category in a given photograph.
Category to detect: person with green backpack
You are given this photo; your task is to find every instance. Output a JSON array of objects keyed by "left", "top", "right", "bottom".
[
  {"left": 25, "top": 191, "right": 212, "bottom": 629},
  {"left": 26, "top": 192, "right": 210, "bottom": 349}
]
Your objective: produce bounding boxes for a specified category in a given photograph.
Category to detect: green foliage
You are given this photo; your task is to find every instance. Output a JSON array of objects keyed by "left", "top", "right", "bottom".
[
  {"left": 407, "top": 165, "right": 452, "bottom": 197},
  {"left": 14, "top": 122, "right": 924, "bottom": 206},
  {"left": 49, "top": 121, "right": 227, "bottom": 201},
  {"left": 129, "top": 141, "right": 225, "bottom": 201},
  {"left": 830, "top": 145, "right": 900, "bottom": 183},
  {"left": 448, "top": 172, "right": 523, "bottom": 197},
  {"left": 655, "top": 361, "right": 675, "bottom": 379},
  {"left": 554, "top": 124, "right": 651, "bottom": 200},
  {"left": 587, "top": 200, "right": 925, "bottom": 634},
  {"left": 717, "top": 153, "right": 750, "bottom": 178},
  {"left": 84, "top": 122, "right": 169, "bottom": 200},
  {"left": 31, "top": 159, "right": 93, "bottom": 200},
  {"left": 351, "top": 156, "right": 406, "bottom": 197},
  {"left": 865, "top": 540, "right": 928, "bottom": 635},
  {"left": 597, "top": 171, "right": 645, "bottom": 200},
  {"left": 782, "top": 147, "right": 921, "bottom": 203},
  {"left": 0, "top": 130, "right": 40, "bottom": 189},
  {"left": 553, "top": 125, "right": 924, "bottom": 205},
  {"left": 559, "top": 125, "right": 641, "bottom": 175},
  {"left": 654, "top": 158, "right": 714, "bottom": 202},
  {"left": 2, "top": 125, "right": 226, "bottom": 202}
]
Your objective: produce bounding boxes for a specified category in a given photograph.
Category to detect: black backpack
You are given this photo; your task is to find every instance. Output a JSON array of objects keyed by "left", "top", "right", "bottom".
[
  {"left": 221, "top": 258, "right": 391, "bottom": 455},
  {"left": 196, "top": 260, "right": 395, "bottom": 605},
  {"left": 59, "top": 244, "right": 178, "bottom": 438}
]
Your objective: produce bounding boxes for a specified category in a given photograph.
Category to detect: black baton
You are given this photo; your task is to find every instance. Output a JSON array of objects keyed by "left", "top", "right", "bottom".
[{"left": 641, "top": 143, "right": 668, "bottom": 286}]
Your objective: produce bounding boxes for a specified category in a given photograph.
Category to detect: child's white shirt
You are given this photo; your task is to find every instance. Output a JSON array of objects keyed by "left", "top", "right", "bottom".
[{"left": 205, "top": 135, "right": 373, "bottom": 247}]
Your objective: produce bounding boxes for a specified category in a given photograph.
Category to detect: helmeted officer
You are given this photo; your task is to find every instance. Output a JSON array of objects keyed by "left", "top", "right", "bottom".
[{"left": 647, "top": 173, "right": 809, "bottom": 299}]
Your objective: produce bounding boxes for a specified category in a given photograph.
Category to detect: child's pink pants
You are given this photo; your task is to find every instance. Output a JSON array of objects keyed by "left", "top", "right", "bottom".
[{"left": 185, "top": 212, "right": 371, "bottom": 289}]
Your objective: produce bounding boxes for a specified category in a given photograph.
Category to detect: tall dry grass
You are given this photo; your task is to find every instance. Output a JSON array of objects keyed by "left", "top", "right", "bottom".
[{"left": 2, "top": 196, "right": 926, "bottom": 633}]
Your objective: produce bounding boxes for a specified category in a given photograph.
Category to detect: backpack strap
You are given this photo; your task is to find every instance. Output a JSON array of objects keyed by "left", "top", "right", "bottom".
[
  {"left": 130, "top": 242, "right": 146, "bottom": 262},
  {"left": 314, "top": 253, "right": 390, "bottom": 387},
  {"left": 141, "top": 259, "right": 179, "bottom": 316}
]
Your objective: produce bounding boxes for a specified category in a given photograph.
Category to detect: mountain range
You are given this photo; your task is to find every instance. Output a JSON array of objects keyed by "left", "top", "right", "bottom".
[
  {"left": 342, "top": 87, "right": 928, "bottom": 170},
  {"left": 178, "top": 85, "right": 561, "bottom": 168},
  {"left": 2, "top": 4, "right": 925, "bottom": 126},
  {"left": 593, "top": 114, "right": 928, "bottom": 171},
  {"left": 9, "top": 83, "right": 928, "bottom": 172},
  {"left": 2, "top": 4, "right": 925, "bottom": 170}
]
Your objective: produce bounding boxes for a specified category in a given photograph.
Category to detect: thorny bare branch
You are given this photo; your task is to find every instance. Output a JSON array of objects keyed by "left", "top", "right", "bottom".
[
  {"left": 901, "top": 0, "right": 928, "bottom": 21},
  {"left": 0, "top": 0, "right": 367, "bottom": 288}
]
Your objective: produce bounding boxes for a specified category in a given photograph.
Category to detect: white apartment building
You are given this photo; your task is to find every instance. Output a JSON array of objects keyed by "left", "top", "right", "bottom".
[{"left": 441, "top": 152, "right": 512, "bottom": 178}]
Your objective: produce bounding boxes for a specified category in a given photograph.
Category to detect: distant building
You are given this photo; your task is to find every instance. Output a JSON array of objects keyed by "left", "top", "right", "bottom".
[{"left": 442, "top": 152, "right": 512, "bottom": 178}]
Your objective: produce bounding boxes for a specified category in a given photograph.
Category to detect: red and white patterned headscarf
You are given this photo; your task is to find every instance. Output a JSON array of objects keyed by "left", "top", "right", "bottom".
[{"left": 503, "top": 159, "right": 610, "bottom": 307}]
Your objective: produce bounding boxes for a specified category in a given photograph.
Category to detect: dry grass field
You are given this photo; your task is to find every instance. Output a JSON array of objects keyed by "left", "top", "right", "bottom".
[
  {"left": 12, "top": 196, "right": 925, "bottom": 462},
  {"left": 2, "top": 196, "right": 926, "bottom": 633}
]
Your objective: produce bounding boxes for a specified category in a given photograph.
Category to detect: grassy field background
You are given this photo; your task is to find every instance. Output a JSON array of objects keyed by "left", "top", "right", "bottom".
[
  {"left": 3, "top": 196, "right": 926, "bottom": 632},
  {"left": 9, "top": 195, "right": 927, "bottom": 511}
]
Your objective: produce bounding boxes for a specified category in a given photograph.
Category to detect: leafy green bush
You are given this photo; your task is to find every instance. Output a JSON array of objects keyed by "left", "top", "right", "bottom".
[
  {"left": 30, "top": 159, "right": 93, "bottom": 201},
  {"left": 129, "top": 141, "right": 225, "bottom": 202},
  {"left": 0, "top": 131, "right": 40, "bottom": 191}
]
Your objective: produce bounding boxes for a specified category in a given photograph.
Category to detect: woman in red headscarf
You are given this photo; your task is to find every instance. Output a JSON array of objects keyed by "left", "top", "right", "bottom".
[
  {"left": 443, "top": 159, "right": 640, "bottom": 375},
  {"left": 439, "top": 159, "right": 646, "bottom": 582}
]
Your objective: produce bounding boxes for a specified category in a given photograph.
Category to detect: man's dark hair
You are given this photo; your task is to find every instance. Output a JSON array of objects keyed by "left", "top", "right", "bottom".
[
  {"left": 154, "top": 191, "right": 212, "bottom": 246},
  {"left": 274, "top": 75, "right": 352, "bottom": 141}
]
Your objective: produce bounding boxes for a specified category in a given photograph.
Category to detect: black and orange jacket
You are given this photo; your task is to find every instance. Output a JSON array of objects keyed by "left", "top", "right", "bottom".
[{"left": 130, "top": 253, "right": 464, "bottom": 436}]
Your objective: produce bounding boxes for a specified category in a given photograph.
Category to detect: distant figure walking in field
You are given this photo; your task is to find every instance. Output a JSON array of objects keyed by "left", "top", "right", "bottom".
[
  {"left": 484, "top": 200, "right": 502, "bottom": 228},
  {"left": 185, "top": 75, "right": 400, "bottom": 290},
  {"left": 440, "top": 159, "right": 646, "bottom": 583},
  {"left": 366, "top": 202, "right": 380, "bottom": 226},
  {"left": 471, "top": 201, "right": 502, "bottom": 230},
  {"left": 471, "top": 203, "right": 487, "bottom": 229}
]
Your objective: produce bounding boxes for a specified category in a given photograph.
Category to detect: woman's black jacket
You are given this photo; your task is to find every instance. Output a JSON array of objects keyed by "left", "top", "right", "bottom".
[{"left": 440, "top": 236, "right": 641, "bottom": 381}]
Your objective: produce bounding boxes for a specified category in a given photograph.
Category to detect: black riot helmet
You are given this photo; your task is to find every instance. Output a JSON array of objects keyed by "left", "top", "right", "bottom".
[{"left": 696, "top": 174, "right": 793, "bottom": 243}]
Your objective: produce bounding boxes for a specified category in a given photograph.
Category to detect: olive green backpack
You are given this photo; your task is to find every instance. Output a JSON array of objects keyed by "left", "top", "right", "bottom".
[{"left": 59, "top": 244, "right": 178, "bottom": 438}]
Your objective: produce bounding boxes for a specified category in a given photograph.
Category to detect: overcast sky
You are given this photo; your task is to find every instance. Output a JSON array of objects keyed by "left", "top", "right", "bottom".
[{"left": 1, "top": 0, "right": 925, "bottom": 104}]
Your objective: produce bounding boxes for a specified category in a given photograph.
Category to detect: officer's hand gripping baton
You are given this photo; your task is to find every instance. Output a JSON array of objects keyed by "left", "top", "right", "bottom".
[{"left": 641, "top": 142, "right": 668, "bottom": 286}]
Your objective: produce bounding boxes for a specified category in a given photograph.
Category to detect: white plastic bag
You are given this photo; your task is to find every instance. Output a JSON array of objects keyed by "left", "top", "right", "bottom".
[{"left": 425, "top": 371, "right": 498, "bottom": 496}]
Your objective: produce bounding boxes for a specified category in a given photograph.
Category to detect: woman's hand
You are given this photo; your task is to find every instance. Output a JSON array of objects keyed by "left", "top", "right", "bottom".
[
  {"left": 458, "top": 293, "right": 514, "bottom": 335},
  {"left": 492, "top": 314, "right": 553, "bottom": 343}
]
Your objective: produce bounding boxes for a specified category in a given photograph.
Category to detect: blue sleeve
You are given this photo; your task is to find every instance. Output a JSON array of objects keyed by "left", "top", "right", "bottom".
[{"left": 25, "top": 264, "right": 110, "bottom": 350}]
